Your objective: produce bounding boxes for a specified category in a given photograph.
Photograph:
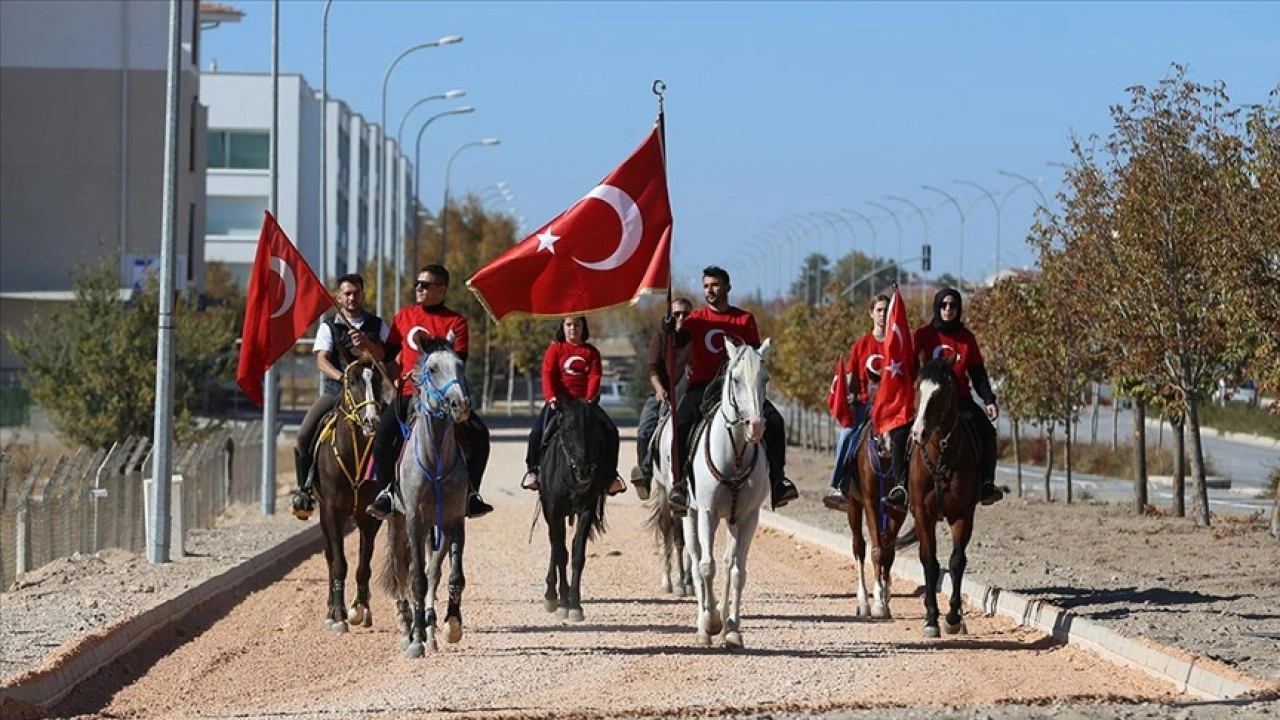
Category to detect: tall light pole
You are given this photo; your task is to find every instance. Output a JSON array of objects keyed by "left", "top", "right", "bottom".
[
  {"left": 886, "top": 195, "right": 929, "bottom": 307},
  {"left": 376, "top": 34, "right": 462, "bottom": 317},
  {"left": 412, "top": 106, "right": 474, "bottom": 279},
  {"left": 818, "top": 210, "right": 857, "bottom": 293},
  {"left": 320, "top": 0, "right": 333, "bottom": 282},
  {"left": 954, "top": 179, "right": 1001, "bottom": 281},
  {"left": 840, "top": 208, "right": 878, "bottom": 295},
  {"left": 441, "top": 138, "right": 501, "bottom": 264},
  {"left": 921, "top": 184, "right": 966, "bottom": 288},
  {"left": 866, "top": 200, "right": 904, "bottom": 287},
  {"left": 997, "top": 169, "right": 1049, "bottom": 209}
]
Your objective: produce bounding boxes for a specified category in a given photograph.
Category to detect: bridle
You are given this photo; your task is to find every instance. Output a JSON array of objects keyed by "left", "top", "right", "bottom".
[{"left": 703, "top": 350, "right": 764, "bottom": 521}]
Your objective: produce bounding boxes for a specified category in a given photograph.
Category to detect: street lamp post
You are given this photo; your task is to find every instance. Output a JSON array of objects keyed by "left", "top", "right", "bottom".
[
  {"left": 840, "top": 208, "right": 878, "bottom": 296},
  {"left": 865, "top": 201, "right": 904, "bottom": 287},
  {"left": 441, "top": 138, "right": 501, "bottom": 264},
  {"left": 320, "top": 0, "right": 333, "bottom": 282},
  {"left": 411, "top": 106, "right": 474, "bottom": 278},
  {"left": 998, "top": 169, "right": 1049, "bottom": 209},
  {"left": 818, "top": 210, "right": 858, "bottom": 294},
  {"left": 921, "top": 184, "right": 966, "bottom": 288},
  {"left": 886, "top": 195, "right": 929, "bottom": 307},
  {"left": 953, "top": 179, "right": 1001, "bottom": 281},
  {"left": 376, "top": 34, "right": 462, "bottom": 317}
]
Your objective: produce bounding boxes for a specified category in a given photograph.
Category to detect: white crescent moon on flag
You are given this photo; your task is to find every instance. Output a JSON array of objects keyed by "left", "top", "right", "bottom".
[
  {"left": 933, "top": 344, "right": 959, "bottom": 361},
  {"left": 704, "top": 328, "right": 727, "bottom": 354},
  {"left": 407, "top": 326, "right": 431, "bottom": 352},
  {"left": 563, "top": 356, "right": 588, "bottom": 376},
  {"left": 572, "top": 184, "right": 643, "bottom": 271},
  {"left": 891, "top": 324, "right": 904, "bottom": 349},
  {"left": 269, "top": 256, "right": 296, "bottom": 319}
]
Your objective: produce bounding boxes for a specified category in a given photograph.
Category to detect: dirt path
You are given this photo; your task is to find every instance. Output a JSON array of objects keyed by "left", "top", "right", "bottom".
[{"left": 51, "top": 427, "right": 1192, "bottom": 720}]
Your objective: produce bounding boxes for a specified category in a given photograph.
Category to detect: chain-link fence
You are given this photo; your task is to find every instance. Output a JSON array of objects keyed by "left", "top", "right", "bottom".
[{"left": 0, "top": 422, "right": 268, "bottom": 589}]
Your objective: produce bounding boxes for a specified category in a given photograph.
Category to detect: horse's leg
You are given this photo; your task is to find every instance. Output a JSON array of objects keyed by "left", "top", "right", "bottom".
[
  {"left": 404, "top": 509, "right": 430, "bottom": 657},
  {"left": 914, "top": 503, "right": 942, "bottom": 638},
  {"left": 848, "top": 494, "right": 871, "bottom": 617},
  {"left": 423, "top": 528, "right": 446, "bottom": 653},
  {"left": 318, "top": 500, "right": 349, "bottom": 632},
  {"left": 658, "top": 498, "right": 674, "bottom": 594},
  {"left": 722, "top": 508, "right": 760, "bottom": 649},
  {"left": 943, "top": 510, "right": 975, "bottom": 635},
  {"left": 445, "top": 522, "right": 466, "bottom": 643},
  {"left": 867, "top": 494, "right": 896, "bottom": 620},
  {"left": 544, "top": 507, "right": 568, "bottom": 615},
  {"left": 676, "top": 513, "right": 694, "bottom": 598},
  {"left": 350, "top": 508, "right": 380, "bottom": 628},
  {"left": 695, "top": 504, "right": 722, "bottom": 640},
  {"left": 565, "top": 508, "right": 592, "bottom": 622}
]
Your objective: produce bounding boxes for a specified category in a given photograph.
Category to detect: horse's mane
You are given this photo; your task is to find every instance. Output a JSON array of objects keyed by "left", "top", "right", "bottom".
[
  {"left": 918, "top": 357, "right": 954, "bottom": 389},
  {"left": 416, "top": 338, "right": 458, "bottom": 361}
]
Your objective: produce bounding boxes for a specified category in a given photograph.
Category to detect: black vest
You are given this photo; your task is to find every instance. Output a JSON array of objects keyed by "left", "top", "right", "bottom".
[{"left": 322, "top": 313, "right": 384, "bottom": 396}]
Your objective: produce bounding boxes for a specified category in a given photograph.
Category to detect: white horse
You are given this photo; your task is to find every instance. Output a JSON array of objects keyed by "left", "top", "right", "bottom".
[
  {"left": 647, "top": 400, "right": 694, "bottom": 598},
  {"left": 678, "top": 337, "right": 772, "bottom": 648},
  {"left": 378, "top": 339, "right": 472, "bottom": 657}
]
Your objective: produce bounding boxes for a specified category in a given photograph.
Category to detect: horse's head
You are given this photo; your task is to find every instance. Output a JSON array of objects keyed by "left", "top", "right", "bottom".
[
  {"left": 911, "top": 357, "right": 958, "bottom": 446},
  {"left": 553, "top": 398, "right": 601, "bottom": 484},
  {"left": 414, "top": 339, "right": 471, "bottom": 423},
  {"left": 721, "top": 337, "right": 771, "bottom": 444},
  {"left": 336, "top": 345, "right": 387, "bottom": 435}
]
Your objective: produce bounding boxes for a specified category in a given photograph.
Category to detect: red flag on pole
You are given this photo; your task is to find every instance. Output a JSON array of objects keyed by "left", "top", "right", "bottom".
[
  {"left": 828, "top": 356, "right": 855, "bottom": 429},
  {"left": 236, "top": 211, "right": 331, "bottom": 406},
  {"left": 871, "top": 285, "right": 916, "bottom": 433},
  {"left": 466, "top": 125, "right": 672, "bottom": 321}
]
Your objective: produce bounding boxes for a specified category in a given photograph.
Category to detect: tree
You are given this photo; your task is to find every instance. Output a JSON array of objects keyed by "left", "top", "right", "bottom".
[{"left": 6, "top": 251, "right": 239, "bottom": 448}]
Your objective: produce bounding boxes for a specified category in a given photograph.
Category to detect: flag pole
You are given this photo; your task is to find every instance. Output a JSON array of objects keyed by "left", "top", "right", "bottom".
[
  {"left": 261, "top": 0, "right": 281, "bottom": 516},
  {"left": 653, "top": 79, "right": 681, "bottom": 488}
]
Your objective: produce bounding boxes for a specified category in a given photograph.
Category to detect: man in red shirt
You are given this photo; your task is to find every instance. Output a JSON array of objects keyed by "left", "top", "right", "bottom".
[
  {"left": 366, "top": 264, "right": 493, "bottom": 520},
  {"left": 885, "top": 287, "right": 1001, "bottom": 509},
  {"left": 666, "top": 266, "right": 798, "bottom": 512}
]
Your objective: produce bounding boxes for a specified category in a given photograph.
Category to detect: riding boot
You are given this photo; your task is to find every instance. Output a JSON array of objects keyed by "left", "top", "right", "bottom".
[
  {"left": 885, "top": 429, "right": 909, "bottom": 511},
  {"left": 669, "top": 425, "right": 691, "bottom": 513},
  {"left": 291, "top": 448, "right": 315, "bottom": 520},
  {"left": 464, "top": 418, "right": 494, "bottom": 518},
  {"left": 366, "top": 451, "right": 398, "bottom": 520},
  {"left": 979, "top": 425, "right": 1003, "bottom": 506},
  {"left": 762, "top": 406, "right": 798, "bottom": 510}
]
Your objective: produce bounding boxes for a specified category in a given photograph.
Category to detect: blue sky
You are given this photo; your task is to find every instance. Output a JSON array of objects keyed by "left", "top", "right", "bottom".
[{"left": 203, "top": 1, "right": 1280, "bottom": 298}]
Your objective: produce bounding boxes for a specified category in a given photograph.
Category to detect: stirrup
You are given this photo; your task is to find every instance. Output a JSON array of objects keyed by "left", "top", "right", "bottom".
[
  {"left": 521, "top": 471, "right": 539, "bottom": 492},
  {"left": 607, "top": 475, "right": 626, "bottom": 497},
  {"left": 885, "top": 484, "right": 908, "bottom": 510},
  {"left": 366, "top": 488, "right": 394, "bottom": 520}
]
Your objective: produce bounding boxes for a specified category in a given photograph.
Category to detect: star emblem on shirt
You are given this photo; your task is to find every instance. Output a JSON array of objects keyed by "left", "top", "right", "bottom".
[{"left": 536, "top": 229, "right": 560, "bottom": 254}]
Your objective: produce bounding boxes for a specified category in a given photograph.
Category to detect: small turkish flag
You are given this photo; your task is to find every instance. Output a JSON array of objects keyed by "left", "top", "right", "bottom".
[
  {"left": 871, "top": 285, "right": 916, "bottom": 433},
  {"left": 467, "top": 124, "right": 672, "bottom": 321},
  {"left": 236, "top": 211, "right": 331, "bottom": 406},
  {"left": 828, "top": 356, "right": 855, "bottom": 429}
]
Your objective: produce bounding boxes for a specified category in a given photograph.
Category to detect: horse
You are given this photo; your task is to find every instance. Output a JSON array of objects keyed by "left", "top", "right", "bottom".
[
  {"left": 377, "top": 339, "right": 472, "bottom": 657},
  {"left": 537, "top": 396, "right": 610, "bottom": 622},
  {"left": 907, "top": 356, "right": 985, "bottom": 638},
  {"left": 682, "top": 337, "right": 772, "bottom": 648},
  {"left": 838, "top": 420, "right": 910, "bottom": 619},
  {"left": 645, "top": 401, "right": 694, "bottom": 598},
  {"left": 311, "top": 344, "right": 388, "bottom": 633}
]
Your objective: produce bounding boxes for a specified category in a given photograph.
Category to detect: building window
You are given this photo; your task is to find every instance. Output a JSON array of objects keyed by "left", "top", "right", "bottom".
[{"left": 207, "top": 130, "right": 270, "bottom": 170}]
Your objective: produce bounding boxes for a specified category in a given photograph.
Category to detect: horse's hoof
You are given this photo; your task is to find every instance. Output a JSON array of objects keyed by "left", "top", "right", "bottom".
[
  {"left": 347, "top": 604, "right": 367, "bottom": 625},
  {"left": 724, "top": 630, "right": 744, "bottom": 649},
  {"left": 426, "top": 635, "right": 439, "bottom": 653},
  {"left": 361, "top": 611, "right": 373, "bottom": 629},
  {"left": 399, "top": 635, "right": 412, "bottom": 650},
  {"left": 944, "top": 620, "right": 967, "bottom": 636},
  {"left": 684, "top": 584, "right": 696, "bottom": 598},
  {"left": 446, "top": 617, "right": 463, "bottom": 643},
  {"left": 328, "top": 620, "right": 349, "bottom": 634},
  {"left": 872, "top": 604, "right": 891, "bottom": 620},
  {"left": 923, "top": 625, "right": 941, "bottom": 639},
  {"left": 856, "top": 603, "right": 871, "bottom": 617},
  {"left": 567, "top": 608, "right": 584, "bottom": 623},
  {"left": 322, "top": 618, "right": 333, "bottom": 629},
  {"left": 701, "top": 615, "right": 723, "bottom": 637},
  {"left": 543, "top": 597, "right": 558, "bottom": 613},
  {"left": 406, "top": 642, "right": 424, "bottom": 658},
  {"left": 661, "top": 579, "right": 673, "bottom": 594},
  {"left": 555, "top": 607, "right": 569, "bottom": 619},
  {"left": 673, "top": 585, "right": 686, "bottom": 598},
  {"left": 696, "top": 632, "right": 712, "bottom": 646}
]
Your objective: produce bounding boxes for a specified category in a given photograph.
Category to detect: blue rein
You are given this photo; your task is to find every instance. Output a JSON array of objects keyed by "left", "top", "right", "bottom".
[{"left": 408, "top": 371, "right": 470, "bottom": 552}]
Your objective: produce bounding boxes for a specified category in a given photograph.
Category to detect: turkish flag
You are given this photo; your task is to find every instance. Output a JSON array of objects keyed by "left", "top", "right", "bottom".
[
  {"left": 236, "top": 211, "right": 331, "bottom": 406},
  {"left": 828, "top": 356, "right": 855, "bottom": 429},
  {"left": 466, "top": 124, "right": 672, "bottom": 320},
  {"left": 871, "top": 286, "right": 916, "bottom": 433}
]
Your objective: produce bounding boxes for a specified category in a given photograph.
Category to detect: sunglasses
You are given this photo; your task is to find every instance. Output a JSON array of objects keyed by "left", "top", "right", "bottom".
[
  {"left": 672, "top": 311, "right": 689, "bottom": 318},
  {"left": 415, "top": 280, "right": 445, "bottom": 290},
  {"left": 940, "top": 301, "right": 958, "bottom": 309}
]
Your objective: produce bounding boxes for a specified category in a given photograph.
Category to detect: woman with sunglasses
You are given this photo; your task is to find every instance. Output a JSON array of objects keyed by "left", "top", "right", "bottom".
[{"left": 885, "top": 287, "right": 1002, "bottom": 509}]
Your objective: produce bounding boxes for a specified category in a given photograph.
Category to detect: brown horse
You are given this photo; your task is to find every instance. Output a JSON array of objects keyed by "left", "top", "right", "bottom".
[
  {"left": 842, "top": 422, "right": 910, "bottom": 618},
  {"left": 907, "top": 357, "right": 984, "bottom": 638},
  {"left": 312, "top": 344, "right": 388, "bottom": 632}
]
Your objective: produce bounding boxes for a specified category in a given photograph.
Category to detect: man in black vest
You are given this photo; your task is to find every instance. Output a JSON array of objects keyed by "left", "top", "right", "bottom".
[{"left": 292, "top": 274, "right": 388, "bottom": 519}]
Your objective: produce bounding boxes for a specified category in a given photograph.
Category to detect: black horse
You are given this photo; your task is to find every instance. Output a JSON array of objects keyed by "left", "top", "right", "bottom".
[{"left": 538, "top": 397, "right": 610, "bottom": 622}]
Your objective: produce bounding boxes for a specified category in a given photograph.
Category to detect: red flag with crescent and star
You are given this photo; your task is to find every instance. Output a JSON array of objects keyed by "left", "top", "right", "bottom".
[
  {"left": 828, "top": 356, "right": 855, "bottom": 429},
  {"left": 871, "top": 285, "right": 916, "bottom": 433},
  {"left": 236, "top": 211, "right": 331, "bottom": 406},
  {"left": 466, "top": 124, "right": 672, "bottom": 321}
]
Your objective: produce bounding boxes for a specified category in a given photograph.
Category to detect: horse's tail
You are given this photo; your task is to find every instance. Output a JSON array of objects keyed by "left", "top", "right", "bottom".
[
  {"left": 588, "top": 490, "right": 608, "bottom": 541},
  {"left": 377, "top": 512, "right": 410, "bottom": 599},
  {"left": 643, "top": 483, "right": 673, "bottom": 547}
]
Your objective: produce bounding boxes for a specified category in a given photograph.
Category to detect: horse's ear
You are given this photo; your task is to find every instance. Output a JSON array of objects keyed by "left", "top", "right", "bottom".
[{"left": 758, "top": 338, "right": 771, "bottom": 356}]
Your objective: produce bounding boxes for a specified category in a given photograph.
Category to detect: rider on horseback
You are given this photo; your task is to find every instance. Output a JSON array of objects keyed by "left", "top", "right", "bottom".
[
  {"left": 292, "top": 273, "right": 388, "bottom": 519},
  {"left": 520, "top": 315, "right": 625, "bottom": 496},
  {"left": 884, "top": 287, "right": 1002, "bottom": 510},
  {"left": 366, "top": 264, "right": 494, "bottom": 521},
  {"left": 665, "top": 266, "right": 799, "bottom": 513},
  {"left": 630, "top": 297, "right": 693, "bottom": 500},
  {"left": 824, "top": 294, "right": 889, "bottom": 512}
]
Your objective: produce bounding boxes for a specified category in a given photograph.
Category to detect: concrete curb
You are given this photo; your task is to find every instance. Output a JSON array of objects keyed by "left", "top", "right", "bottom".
[
  {"left": 758, "top": 508, "right": 1273, "bottom": 701},
  {"left": 0, "top": 523, "right": 323, "bottom": 712}
]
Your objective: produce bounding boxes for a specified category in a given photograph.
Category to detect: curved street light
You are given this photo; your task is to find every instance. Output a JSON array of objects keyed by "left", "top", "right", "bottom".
[
  {"left": 921, "top": 184, "right": 966, "bottom": 288},
  {"left": 320, "top": 0, "right": 334, "bottom": 282},
  {"left": 441, "top": 138, "right": 501, "bottom": 264},
  {"left": 997, "top": 169, "right": 1049, "bottom": 209},
  {"left": 953, "top": 179, "right": 1001, "bottom": 281},
  {"left": 395, "top": 89, "right": 466, "bottom": 151},
  {"left": 840, "top": 208, "right": 879, "bottom": 295},
  {"left": 865, "top": 200, "right": 904, "bottom": 287},
  {"left": 409, "top": 105, "right": 474, "bottom": 287},
  {"left": 886, "top": 195, "right": 930, "bottom": 305},
  {"left": 818, "top": 210, "right": 858, "bottom": 293},
  {"left": 377, "top": 34, "right": 463, "bottom": 316}
]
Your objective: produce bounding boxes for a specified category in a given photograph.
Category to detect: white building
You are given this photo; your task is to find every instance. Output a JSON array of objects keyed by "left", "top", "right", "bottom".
[{"left": 202, "top": 71, "right": 414, "bottom": 289}]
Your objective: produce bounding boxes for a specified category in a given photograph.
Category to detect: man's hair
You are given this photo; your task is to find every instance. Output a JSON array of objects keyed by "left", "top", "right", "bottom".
[
  {"left": 336, "top": 273, "right": 364, "bottom": 290},
  {"left": 870, "top": 293, "right": 889, "bottom": 309},
  {"left": 702, "top": 265, "right": 731, "bottom": 285},
  {"left": 554, "top": 315, "right": 591, "bottom": 342},
  {"left": 419, "top": 264, "right": 450, "bottom": 285}
]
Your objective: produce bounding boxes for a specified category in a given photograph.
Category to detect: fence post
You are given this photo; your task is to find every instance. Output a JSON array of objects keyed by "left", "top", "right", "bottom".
[
  {"left": 14, "top": 457, "right": 46, "bottom": 577},
  {"left": 92, "top": 442, "right": 122, "bottom": 554}
]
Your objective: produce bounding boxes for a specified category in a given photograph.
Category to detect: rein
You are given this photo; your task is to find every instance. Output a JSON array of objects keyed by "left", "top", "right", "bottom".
[
  {"left": 409, "top": 366, "right": 469, "bottom": 552},
  {"left": 703, "top": 357, "right": 763, "bottom": 524},
  {"left": 914, "top": 392, "right": 962, "bottom": 519},
  {"left": 323, "top": 362, "right": 383, "bottom": 512}
]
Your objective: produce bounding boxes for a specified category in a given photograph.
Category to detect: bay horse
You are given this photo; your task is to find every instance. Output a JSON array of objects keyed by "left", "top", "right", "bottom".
[
  {"left": 908, "top": 357, "right": 984, "bottom": 638},
  {"left": 839, "top": 421, "right": 910, "bottom": 619},
  {"left": 378, "top": 339, "right": 472, "bottom": 657},
  {"left": 683, "top": 337, "right": 771, "bottom": 648},
  {"left": 538, "top": 396, "right": 610, "bottom": 622},
  {"left": 312, "top": 344, "right": 387, "bottom": 633},
  {"left": 645, "top": 401, "right": 694, "bottom": 598}
]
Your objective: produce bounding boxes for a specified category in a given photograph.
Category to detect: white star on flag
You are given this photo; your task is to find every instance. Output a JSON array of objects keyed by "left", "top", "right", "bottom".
[
  {"left": 886, "top": 359, "right": 903, "bottom": 378},
  {"left": 536, "top": 229, "right": 560, "bottom": 254}
]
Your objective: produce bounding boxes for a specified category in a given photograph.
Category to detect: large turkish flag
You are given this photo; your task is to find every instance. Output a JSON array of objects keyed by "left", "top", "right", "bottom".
[
  {"left": 467, "top": 125, "right": 672, "bottom": 320},
  {"left": 871, "top": 285, "right": 917, "bottom": 433}
]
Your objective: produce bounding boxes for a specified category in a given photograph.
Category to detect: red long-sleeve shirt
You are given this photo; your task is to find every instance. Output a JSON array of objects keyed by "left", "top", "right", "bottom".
[
  {"left": 846, "top": 331, "right": 884, "bottom": 404},
  {"left": 385, "top": 304, "right": 470, "bottom": 397},
  {"left": 541, "top": 341, "right": 602, "bottom": 404},
  {"left": 681, "top": 306, "right": 760, "bottom": 386}
]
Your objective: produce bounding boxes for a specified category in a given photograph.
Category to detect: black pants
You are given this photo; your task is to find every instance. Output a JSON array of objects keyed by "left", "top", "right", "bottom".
[
  {"left": 962, "top": 398, "right": 998, "bottom": 483},
  {"left": 675, "top": 383, "right": 786, "bottom": 483},
  {"left": 526, "top": 403, "right": 621, "bottom": 478},
  {"left": 373, "top": 395, "right": 491, "bottom": 493},
  {"left": 635, "top": 394, "right": 663, "bottom": 474},
  {"left": 889, "top": 423, "right": 912, "bottom": 487}
]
